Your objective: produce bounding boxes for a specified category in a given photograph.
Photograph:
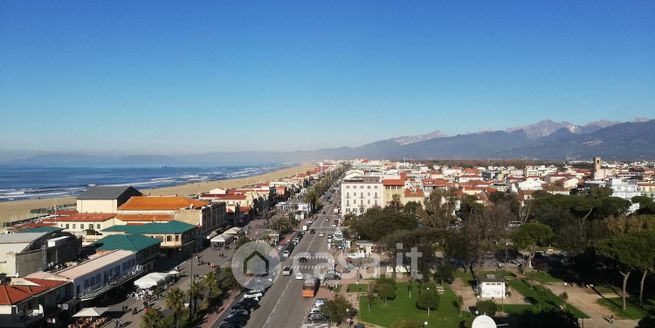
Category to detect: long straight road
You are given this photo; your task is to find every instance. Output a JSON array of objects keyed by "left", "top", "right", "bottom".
[{"left": 245, "top": 188, "right": 341, "bottom": 328}]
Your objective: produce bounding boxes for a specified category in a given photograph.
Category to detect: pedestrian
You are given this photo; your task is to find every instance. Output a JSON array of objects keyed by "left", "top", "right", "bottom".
[{"left": 609, "top": 314, "right": 614, "bottom": 324}]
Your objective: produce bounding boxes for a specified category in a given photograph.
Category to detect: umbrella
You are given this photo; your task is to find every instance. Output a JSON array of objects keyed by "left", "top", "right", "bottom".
[{"left": 72, "top": 307, "right": 109, "bottom": 317}]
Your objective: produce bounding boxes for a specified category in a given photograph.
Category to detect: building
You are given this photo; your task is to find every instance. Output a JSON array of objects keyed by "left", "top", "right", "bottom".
[
  {"left": 592, "top": 156, "right": 607, "bottom": 180},
  {"left": 341, "top": 175, "right": 383, "bottom": 216},
  {"left": 76, "top": 186, "right": 142, "bottom": 213},
  {"left": 102, "top": 221, "right": 197, "bottom": 257},
  {"left": 382, "top": 179, "right": 405, "bottom": 207},
  {"left": 0, "top": 231, "right": 81, "bottom": 277},
  {"left": 477, "top": 274, "right": 506, "bottom": 299},
  {"left": 28, "top": 250, "right": 140, "bottom": 303},
  {"left": 638, "top": 182, "right": 655, "bottom": 200},
  {"left": 0, "top": 278, "right": 71, "bottom": 328},
  {"left": 118, "top": 196, "right": 225, "bottom": 240},
  {"left": 95, "top": 234, "right": 161, "bottom": 272}
]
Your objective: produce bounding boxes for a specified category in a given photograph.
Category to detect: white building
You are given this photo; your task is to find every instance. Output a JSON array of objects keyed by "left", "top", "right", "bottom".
[
  {"left": 477, "top": 274, "right": 506, "bottom": 299},
  {"left": 341, "top": 175, "right": 383, "bottom": 216},
  {"left": 608, "top": 178, "right": 641, "bottom": 213}
]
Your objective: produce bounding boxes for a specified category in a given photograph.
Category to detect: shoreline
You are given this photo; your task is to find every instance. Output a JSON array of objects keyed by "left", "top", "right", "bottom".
[{"left": 0, "top": 162, "right": 317, "bottom": 224}]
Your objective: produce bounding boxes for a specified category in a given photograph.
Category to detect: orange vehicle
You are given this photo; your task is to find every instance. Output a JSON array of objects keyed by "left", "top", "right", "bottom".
[{"left": 302, "top": 277, "right": 319, "bottom": 297}]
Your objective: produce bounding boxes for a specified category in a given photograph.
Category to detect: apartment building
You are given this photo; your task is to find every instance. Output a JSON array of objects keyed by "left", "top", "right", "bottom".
[{"left": 341, "top": 175, "right": 383, "bottom": 215}]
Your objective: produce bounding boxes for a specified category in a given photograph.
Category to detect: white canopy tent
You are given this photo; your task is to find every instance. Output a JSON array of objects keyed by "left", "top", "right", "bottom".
[
  {"left": 72, "top": 307, "right": 109, "bottom": 317},
  {"left": 133, "top": 272, "right": 170, "bottom": 289}
]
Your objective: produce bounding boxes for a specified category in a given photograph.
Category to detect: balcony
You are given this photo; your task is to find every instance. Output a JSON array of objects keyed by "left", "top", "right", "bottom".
[{"left": 80, "top": 265, "right": 143, "bottom": 301}]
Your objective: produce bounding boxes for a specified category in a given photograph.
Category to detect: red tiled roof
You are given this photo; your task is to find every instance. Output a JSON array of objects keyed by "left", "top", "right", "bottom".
[
  {"left": 116, "top": 214, "right": 174, "bottom": 222},
  {"left": 119, "top": 196, "right": 208, "bottom": 210},
  {"left": 383, "top": 179, "right": 405, "bottom": 186},
  {"left": 404, "top": 189, "right": 425, "bottom": 198},
  {"left": 201, "top": 194, "right": 247, "bottom": 200},
  {"left": 50, "top": 213, "right": 115, "bottom": 222},
  {"left": 0, "top": 278, "right": 64, "bottom": 305}
]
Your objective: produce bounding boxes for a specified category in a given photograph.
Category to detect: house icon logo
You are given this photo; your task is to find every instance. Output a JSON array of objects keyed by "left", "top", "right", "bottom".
[
  {"left": 231, "top": 241, "right": 281, "bottom": 289},
  {"left": 244, "top": 250, "right": 269, "bottom": 277}
]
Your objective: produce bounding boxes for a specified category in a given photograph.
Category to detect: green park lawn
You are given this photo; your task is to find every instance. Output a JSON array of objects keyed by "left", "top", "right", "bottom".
[
  {"left": 597, "top": 296, "right": 655, "bottom": 320},
  {"left": 507, "top": 279, "right": 588, "bottom": 318},
  {"left": 347, "top": 283, "right": 368, "bottom": 293},
  {"left": 359, "top": 282, "right": 471, "bottom": 328}
]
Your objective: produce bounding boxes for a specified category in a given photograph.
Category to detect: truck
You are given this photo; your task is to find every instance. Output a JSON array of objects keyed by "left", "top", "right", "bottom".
[{"left": 302, "top": 277, "right": 319, "bottom": 297}]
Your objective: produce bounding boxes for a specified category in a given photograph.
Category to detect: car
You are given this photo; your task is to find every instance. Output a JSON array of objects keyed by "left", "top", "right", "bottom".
[
  {"left": 314, "top": 298, "right": 326, "bottom": 307},
  {"left": 243, "top": 290, "right": 263, "bottom": 299},
  {"left": 307, "top": 313, "right": 328, "bottom": 323},
  {"left": 295, "top": 272, "right": 304, "bottom": 280},
  {"left": 282, "top": 250, "right": 290, "bottom": 257},
  {"left": 282, "top": 266, "right": 292, "bottom": 276},
  {"left": 309, "top": 306, "right": 321, "bottom": 315},
  {"left": 318, "top": 232, "right": 325, "bottom": 237},
  {"left": 298, "top": 256, "right": 308, "bottom": 263},
  {"left": 228, "top": 309, "right": 250, "bottom": 318},
  {"left": 309, "top": 229, "right": 316, "bottom": 234},
  {"left": 218, "top": 321, "right": 244, "bottom": 328}
]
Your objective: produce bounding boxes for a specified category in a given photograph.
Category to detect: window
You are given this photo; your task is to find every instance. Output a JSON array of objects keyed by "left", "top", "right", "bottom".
[
  {"left": 97, "top": 224, "right": 101, "bottom": 229},
  {"left": 80, "top": 224, "right": 84, "bottom": 229},
  {"left": 65, "top": 224, "right": 69, "bottom": 229},
  {"left": 72, "top": 224, "right": 76, "bottom": 229},
  {"left": 167, "top": 236, "right": 172, "bottom": 242},
  {"left": 175, "top": 235, "right": 180, "bottom": 241}
]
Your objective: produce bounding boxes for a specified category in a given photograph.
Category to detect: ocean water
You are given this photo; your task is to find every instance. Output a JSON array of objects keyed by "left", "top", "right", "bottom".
[{"left": 0, "top": 164, "right": 286, "bottom": 202}]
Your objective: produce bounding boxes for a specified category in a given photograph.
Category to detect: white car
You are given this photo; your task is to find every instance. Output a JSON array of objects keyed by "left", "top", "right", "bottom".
[
  {"left": 295, "top": 272, "right": 304, "bottom": 280},
  {"left": 282, "top": 250, "right": 290, "bottom": 257},
  {"left": 243, "top": 290, "right": 263, "bottom": 299},
  {"left": 314, "top": 298, "right": 326, "bottom": 307},
  {"left": 318, "top": 232, "right": 325, "bottom": 237},
  {"left": 282, "top": 266, "right": 292, "bottom": 276}
]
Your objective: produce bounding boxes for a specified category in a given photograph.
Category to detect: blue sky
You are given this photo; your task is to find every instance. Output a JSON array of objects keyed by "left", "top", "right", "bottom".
[{"left": 1, "top": 1, "right": 653, "bottom": 154}]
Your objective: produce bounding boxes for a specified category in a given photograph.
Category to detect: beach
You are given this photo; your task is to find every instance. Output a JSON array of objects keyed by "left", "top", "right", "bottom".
[{"left": 0, "top": 162, "right": 316, "bottom": 224}]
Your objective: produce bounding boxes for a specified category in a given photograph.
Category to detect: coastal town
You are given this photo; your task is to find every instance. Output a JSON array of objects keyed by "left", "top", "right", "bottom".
[{"left": 0, "top": 158, "right": 654, "bottom": 328}]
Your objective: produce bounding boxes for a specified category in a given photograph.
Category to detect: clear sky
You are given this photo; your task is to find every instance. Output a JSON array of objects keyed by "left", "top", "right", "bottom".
[{"left": 1, "top": 1, "right": 653, "bottom": 154}]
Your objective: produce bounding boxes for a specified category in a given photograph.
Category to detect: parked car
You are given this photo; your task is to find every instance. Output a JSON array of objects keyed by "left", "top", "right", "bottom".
[
  {"left": 243, "top": 290, "right": 263, "bottom": 300},
  {"left": 282, "top": 250, "right": 290, "bottom": 257},
  {"left": 314, "top": 298, "right": 326, "bottom": 307}
]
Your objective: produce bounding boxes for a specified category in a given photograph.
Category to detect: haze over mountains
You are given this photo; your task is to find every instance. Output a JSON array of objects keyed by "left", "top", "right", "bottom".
[{"left": 3, "top": 118, "right": 654, "bottom": 165}]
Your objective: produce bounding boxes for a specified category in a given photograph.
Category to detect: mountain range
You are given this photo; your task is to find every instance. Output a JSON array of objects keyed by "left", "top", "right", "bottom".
[{"left": 2, "top": 118, "right": 654, "bottom": 165}]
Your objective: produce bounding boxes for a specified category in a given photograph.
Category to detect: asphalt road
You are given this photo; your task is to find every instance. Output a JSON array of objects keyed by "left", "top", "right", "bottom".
[{"left": 245, "top": 189, "right": 341, "bottom": 328}]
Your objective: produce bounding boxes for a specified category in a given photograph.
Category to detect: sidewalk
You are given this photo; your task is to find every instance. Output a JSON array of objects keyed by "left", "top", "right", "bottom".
[{"left": 198, "top": 290, "right": 239, "bottom": 328}]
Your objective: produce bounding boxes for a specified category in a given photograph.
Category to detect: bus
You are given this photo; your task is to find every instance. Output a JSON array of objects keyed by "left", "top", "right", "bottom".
[{"left": 302, "top": 277, "right": 319, "bottom": 297}]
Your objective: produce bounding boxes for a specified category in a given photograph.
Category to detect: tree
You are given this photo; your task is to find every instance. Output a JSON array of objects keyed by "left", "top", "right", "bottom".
[
  {"left": 218, "top": 267, "right": 239, "bottom": 291},
  {"left": 376, "top": 282, "right": 396, "bottom": 304},
  {"left": 165, "top": 288, "right": 186, "bottom": 328},
  {"left": 304, "top": 190, "right": 320, "bottom": 212},
  {"left": 416, "top": 287, "right": 439, "bottom": 315},
  {"left": 457, "top": 295, "right": 464, "bottom": 315},
  {"left": 140, "top": 308, "right": 165, "bottom": 328},
  {"left": 391, "top": 320, "right": 425, "bottom": 328},
  {"left": 366, "top": 284, "right": 376, "bottom": 311},
  {"left": 204, "top": 271, "right": 222, "bottom": 306},
  {"left": 388, "top": 194, "right": 403, "bottom": 213},
  {"left": 187, "top": 280, "right": 205, "bottom": 316},
  {"left": 435, "top": 263, "right": 455, "bottom": 284},
  {"left": 511, "top": 222, "right": 553, "bottom": 269},
  {"left": 597, "top": 232, "right": 653, "bottom": 310},
  {"left": 418, "top": 189, "right": 458, "bottom": 229},
  {"left": 320, "top": 294, "right": 354, "bottom": 326},
  {"left": 476, "top": 300, "right": 497, "bottom": 316},
  {"left": 637, "top": 316, "right": 655, "bottom": 328}
]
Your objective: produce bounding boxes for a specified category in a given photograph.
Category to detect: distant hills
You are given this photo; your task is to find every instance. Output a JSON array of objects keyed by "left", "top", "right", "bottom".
[{"left": 2, "top": 118, "right": 653, "bottom": 165}]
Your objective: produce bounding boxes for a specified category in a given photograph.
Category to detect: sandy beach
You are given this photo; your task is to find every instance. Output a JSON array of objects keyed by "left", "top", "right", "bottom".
[{"left": 0, "top": 162, "right": 317, "bottom": 224}]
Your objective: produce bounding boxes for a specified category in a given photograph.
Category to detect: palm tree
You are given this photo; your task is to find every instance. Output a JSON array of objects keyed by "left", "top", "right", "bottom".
[
  {"left": 204, "top": 271, "right": 222, "bottom": 307},
  {"left": 219, "top": 267, "right": 239, "bottom": 291},
  {"left": 165, "top": 287, "right": 186, "bottom": 328},
  {"left": 188, "top": 280, "right": 205, "bottom": 314},
  {"left": 140, "top": 308, "right": 164, "bottom": 328}
]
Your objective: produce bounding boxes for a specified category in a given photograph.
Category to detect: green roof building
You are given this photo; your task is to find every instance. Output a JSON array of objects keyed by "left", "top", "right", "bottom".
[
  {"left": 101, "top": 220, "right": 196, "bottom": 258},
  {"left": 95, "top": 234, "right": 161, "bottom": 271}
]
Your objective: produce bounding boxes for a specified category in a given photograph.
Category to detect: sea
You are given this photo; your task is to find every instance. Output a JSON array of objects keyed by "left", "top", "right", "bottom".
[{"left": 0, "top": 163, "right": 288, "bottom": 202}]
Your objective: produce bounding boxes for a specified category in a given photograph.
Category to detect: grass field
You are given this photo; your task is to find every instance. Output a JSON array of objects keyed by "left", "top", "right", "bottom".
[
  {"left": 347, "top": 283, "right": 368, "bottom": 293},
  {"left": 359, "top": 282, "right": 471, "bottom": 328},
  {"left": 597, "top": 296, "right": 655, "bottom": 320},
  {"left": 507, "top": 279, "right": 588, "bottom": 318}
]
